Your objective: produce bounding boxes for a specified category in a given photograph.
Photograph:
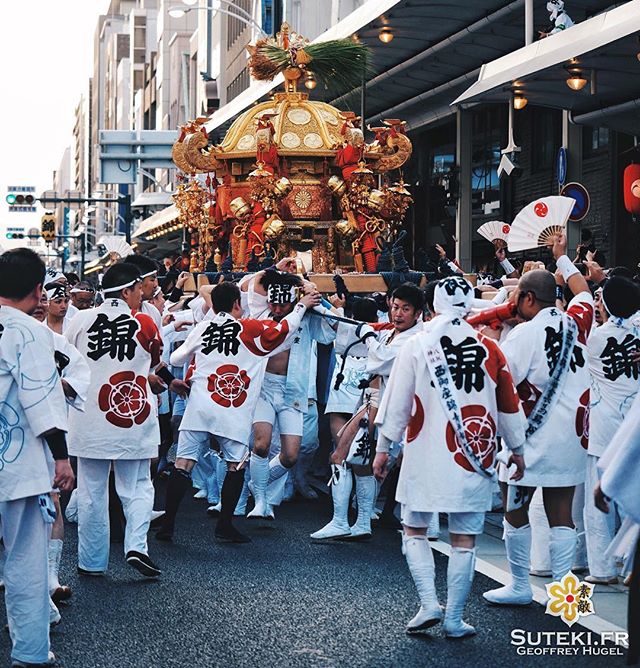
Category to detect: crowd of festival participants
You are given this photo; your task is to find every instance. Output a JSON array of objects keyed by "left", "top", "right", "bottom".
[{"left": 0, "top": 232, "right": 639, "bottom": 666}]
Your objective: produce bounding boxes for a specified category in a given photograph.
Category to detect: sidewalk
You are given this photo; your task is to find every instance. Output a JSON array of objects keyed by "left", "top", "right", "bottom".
[{"left": 432, "top": 512, "right": 629, "bottom": 636}]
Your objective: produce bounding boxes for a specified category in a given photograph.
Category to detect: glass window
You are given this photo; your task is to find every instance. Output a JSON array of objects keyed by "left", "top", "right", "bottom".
[
  {"left": 583, "top": 126, "right": 609, "bottom": 157},
  {"left": 471, "top": 108, "right": 503, "bottom": 214},
  {"left": 531, "top": 108, "right": 560, "bottom": 173}
]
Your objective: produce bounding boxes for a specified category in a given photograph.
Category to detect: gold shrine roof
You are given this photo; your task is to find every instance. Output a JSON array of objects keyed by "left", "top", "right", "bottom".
[{"left": 217, "top": 92, "right": 344, "bottom": 159}]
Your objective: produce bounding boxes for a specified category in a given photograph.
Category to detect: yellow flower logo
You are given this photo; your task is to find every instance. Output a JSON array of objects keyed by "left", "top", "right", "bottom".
[{"left": 545, "top": 571, "right": 595, "bottom": 627}]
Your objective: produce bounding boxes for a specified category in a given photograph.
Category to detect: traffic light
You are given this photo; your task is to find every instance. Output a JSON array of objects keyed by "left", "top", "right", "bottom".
[
  {"left": 6, "top": 187, "right": 36, "bottom": 212},
  {"left": 41, "top": 213, "right": 56, "bottom": 243},
  {"left": 5, "top": 233, "right": 25, "bottom": 240}
]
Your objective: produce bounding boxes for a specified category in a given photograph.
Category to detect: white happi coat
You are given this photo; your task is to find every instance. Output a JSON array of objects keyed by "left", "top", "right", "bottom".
[
  {"left": 501, "top": 292, "right": 594, "bottom": 487},
  {"left": 599, "top": 391, "right": 640, "bottom": 525},
  {"left": 377, "top": 316, "right": 525, "bottom": 512},
  {"left": 64, "top": 298, "right": 162, "bottom": 459},
  {"left": 588, "top": 316, "right": 640, "bottom": 458},
  {"left": 0, "top": 306, "right": 68, "bottom": 502},
  {"left": 170, "top": 303, "right": 308, "bottom": 446}
]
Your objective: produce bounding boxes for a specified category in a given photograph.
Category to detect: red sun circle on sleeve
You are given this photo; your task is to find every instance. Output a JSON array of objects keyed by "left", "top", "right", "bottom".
[
  {"left": 575, "top": 389, "right": 590, "bottom": 450},
  {"left": 98, "top": 371, "right": 150, "bottom": 428},
  {"left": 406, "top": 395, "right": 424, "bottom": 443}
]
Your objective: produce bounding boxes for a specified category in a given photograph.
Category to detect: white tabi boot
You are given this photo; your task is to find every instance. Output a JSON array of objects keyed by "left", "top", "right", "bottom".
[
  {"left": 247, "top": 453, "right": 272, "bottom": 519},
  {"left": 48, "top": 538, "right": 71, "bottom": 602},
  {"left": 483, "top": 521, "right": 533, "bottom": 605},
  {"left": 234, "top": 476, "right": 250, "bottom": 516},
  {"left": 310, "top": 464, "right": 352, "bottom": 540},
  {"left": 49, "top": 596, "right": 61, "bottom": 626},
  {"left": 264, "top": 455, "right": 291, "bottom": 516},
  {"left": 343, "top": 474, "right": 375, "bottom": 540},
  {"left": 443, "top": 547, "right": 477, "bottom": 638},
  {"left": 402, "top": 534, "right": 443, "bottom": 632},
  {"left": 550, "top": 526, "right": 577, "bottom": 581}
]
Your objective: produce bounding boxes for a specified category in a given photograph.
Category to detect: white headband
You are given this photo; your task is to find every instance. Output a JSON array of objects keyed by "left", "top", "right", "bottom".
[
  {"left": 267, "top": 283, "right": 298, "bottom": 305},
  {"left": 103, "top": 277, "right": 141, "bottom": 294},
  {"left": 70, "top": 287, "right": 95, "bottom": 294},
  {"left": 140, "top": 270, "right": 157, "bottom": 279}
]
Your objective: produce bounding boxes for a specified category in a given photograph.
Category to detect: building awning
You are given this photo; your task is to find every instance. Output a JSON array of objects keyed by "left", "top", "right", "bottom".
[
  {"left": 452, "top": 1, "right": 640, "bottom": 135},
  {"left": 131, "top": 191, "right": 174, "bottom": 207},
  {"left": 132, "top": 204, "right": 180, "bottom": 239}
]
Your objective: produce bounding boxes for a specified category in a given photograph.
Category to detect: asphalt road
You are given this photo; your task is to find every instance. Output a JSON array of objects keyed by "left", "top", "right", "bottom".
[{"left": 1, "top": 493, "right": 629, "bottom": 668}]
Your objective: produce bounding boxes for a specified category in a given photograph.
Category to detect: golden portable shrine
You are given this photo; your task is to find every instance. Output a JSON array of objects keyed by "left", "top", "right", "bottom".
[{"left": 171, "top": 24, "right": 413, "bottom": 276}]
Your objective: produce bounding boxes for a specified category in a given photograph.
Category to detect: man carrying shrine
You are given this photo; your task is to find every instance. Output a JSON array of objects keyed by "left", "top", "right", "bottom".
[
  {"left": 484, "top": 234, "right": 593, "bottom": 606},
  {"left": 64, "top": 263, "right": 165, "bottom": 578},
  {"left": 157, "top": 281, "right": 320, "bottom": 543},
  {"left": 311, "top": 283, "right": 424, "bottom": 541},
  {"left": 583, "top": 274, "right": 640, "bottom": 583},
  {"left": 0, "top": 249, "right": 74, "bottom": 667},
  {"left": 241, "top": 268, "right": 336, "bottom": 520},
  {"left": 373, "top": 276, "right": 526, "bottom": 637}
]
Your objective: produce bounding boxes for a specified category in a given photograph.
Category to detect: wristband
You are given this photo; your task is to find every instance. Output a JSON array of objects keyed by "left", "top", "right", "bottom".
[
  {"left": 556, "top": 255, "right": 580, "bottom": 282},
  {"left": 555, "top": 285, "right": 564, "bottom": 301},
  {"left": 44, "top": 430, "right": 69, "bottom": 461},
  {"left": 500, "top": 259, "right": 516, "bottom": 275},
  {"left": 156, "top": 366, "right": 176, "bottom": 386}
]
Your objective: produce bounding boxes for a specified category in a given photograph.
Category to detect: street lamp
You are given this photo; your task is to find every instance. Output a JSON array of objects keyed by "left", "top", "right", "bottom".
[{"left": 167, "top": 1, "right": 267, "bottom": 38}]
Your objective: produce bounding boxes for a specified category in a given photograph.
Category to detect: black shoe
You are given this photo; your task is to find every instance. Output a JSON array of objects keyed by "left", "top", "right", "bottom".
[
  {"left": 125, "top": 551, "right": 162, "bottom": 577},
  {"left": 155, "top": 528, "right": 173, "bottom": 542},
  {"left": 77, "top": 567, "right": 105, "bottom": 577},
  {"left": 215, "top": 523, "right": 252, "bottom": 544},
  {"left": 376, "top": 513, "right": 402, "bottom": 530}
]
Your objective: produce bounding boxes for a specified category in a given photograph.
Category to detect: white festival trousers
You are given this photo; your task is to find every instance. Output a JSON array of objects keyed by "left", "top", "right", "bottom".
[
  {"left": 0, "top": 496, "right": 50, "bottom": 664},
  {"left": 583, "top": 454, "right": 618, "bottom": 578},
  {"left": 77, "top": 457, "right": 154, "bottom": 571}
]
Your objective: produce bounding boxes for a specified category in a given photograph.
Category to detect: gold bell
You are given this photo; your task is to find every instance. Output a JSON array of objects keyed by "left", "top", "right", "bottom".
[
  {"left": 262, "top": 215, "right": 285, "bottom": 239},
  {"left": 327, "top": 175, "right": 347, "bottom": 197},
  {"left": 229, "top": 197, "right": 252, "bottom": 220},
  {"left": 335, "top": 219, "right": 357, "bottom": 240},
  {"left": 273, "top": 177, "right": 293, "bottom": 199},
  {"left": 367, "top": 189, "right": 385, "bottom": 212}
]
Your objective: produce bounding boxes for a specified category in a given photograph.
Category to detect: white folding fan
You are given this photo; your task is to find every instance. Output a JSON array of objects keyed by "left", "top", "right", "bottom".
[
  {"left": 97, "top": 235, "right": 134, "bottom": 260},
  {"left": 507, "top": 196, "right": 575, "bottom": 252},
  {"left": 477, "top": 221, "right": 510, "bottom": 247}
]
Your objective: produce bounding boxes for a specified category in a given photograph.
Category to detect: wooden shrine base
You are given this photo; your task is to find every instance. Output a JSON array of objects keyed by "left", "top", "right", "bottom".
[{"left": 181, "top": 272, "right": 496, "bottom": 299}]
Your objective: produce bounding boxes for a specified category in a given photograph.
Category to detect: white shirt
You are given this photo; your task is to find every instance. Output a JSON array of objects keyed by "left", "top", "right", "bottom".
[{"left": 0, "top": 305, "right": 68, "bottom": 501}]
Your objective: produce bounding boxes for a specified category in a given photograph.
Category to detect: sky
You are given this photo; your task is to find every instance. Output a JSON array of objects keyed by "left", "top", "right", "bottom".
[{"left": 0, "top": 1, "right": 110, "bottom": 231}]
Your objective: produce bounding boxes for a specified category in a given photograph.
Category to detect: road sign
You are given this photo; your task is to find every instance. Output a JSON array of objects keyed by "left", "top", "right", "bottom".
[
  {"left": 560, "top": 182, "right": 590, "bottom": 222},
  {"left": 557, "top": 147, "right": 567, "bottom": 189},
  {"left": 99, "top": 130, "right": 178, "bottom": 184}
]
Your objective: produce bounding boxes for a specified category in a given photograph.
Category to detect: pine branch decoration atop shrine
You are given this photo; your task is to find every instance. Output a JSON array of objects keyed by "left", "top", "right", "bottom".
[{"left": 248, "top": 39, "right": 372, "bottom": 94}]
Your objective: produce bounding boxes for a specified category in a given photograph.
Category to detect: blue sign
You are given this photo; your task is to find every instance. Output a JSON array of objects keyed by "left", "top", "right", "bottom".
[
  {"left": 557, "top": 147, "right": 567, "bottom": 188},
  {"left": 560, "top": 182, "right": 590, "bottom": 222}
]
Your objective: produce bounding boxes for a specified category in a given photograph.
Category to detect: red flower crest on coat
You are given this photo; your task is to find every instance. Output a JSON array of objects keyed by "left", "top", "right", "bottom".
[
  {"left": 98, "top": 371, "right": 150, "bottom": 428},
  {"left": 445, "top": 405, "right": 496, "bottom": 473},
  {"left": 207, "top": 364, "right": 251, "bottom": 408}
]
